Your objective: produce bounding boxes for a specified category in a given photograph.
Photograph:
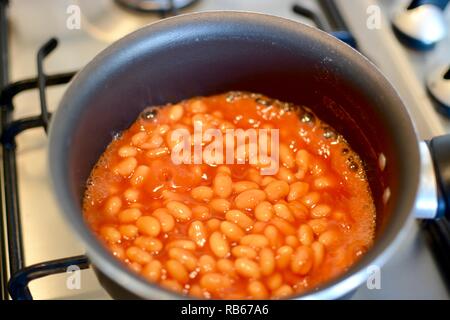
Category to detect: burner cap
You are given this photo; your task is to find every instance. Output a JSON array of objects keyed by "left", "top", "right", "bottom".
[{"left": 116, "top": 0, "right": 198, "bottom": 13}]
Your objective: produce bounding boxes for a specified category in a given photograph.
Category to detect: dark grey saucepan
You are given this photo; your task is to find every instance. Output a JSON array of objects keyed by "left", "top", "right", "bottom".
[{"left": 48, "top": 11, "right": 450, "bottom": 299}]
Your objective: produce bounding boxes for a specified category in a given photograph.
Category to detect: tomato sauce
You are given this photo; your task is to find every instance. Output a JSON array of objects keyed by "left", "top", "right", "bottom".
[{"left": 83, "top": 92, "right": 375, "bottom": 299}]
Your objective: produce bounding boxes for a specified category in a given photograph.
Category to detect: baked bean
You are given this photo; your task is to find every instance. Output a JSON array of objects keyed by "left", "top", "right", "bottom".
[
  {"left": 166, "top": 240, "right": 196, "bottom": 251},
  {"left": 200, "top": 273, "right": 230, "bottom": 292},
  {"left": 252, "top": 221, "right": 267, "bottom": 233},
  {"left": 308, "top": 218, "right": 329, "bottom": 235},
  {"left": 109, "top": 244, "right": 125, "bottom": 259},
  {"left": 298, "top": 224, "right": 314, "bottom": 246},
  {"left": 261, "top": 176, "right": 276, "bottom": 187},
  {"left": 189, "top": 285, "right": 204, "bottom": 298},
  {"left": 145, "top": 147, "right": 169, "bottom": 159},
  {"left": 123, "top": 188, "right": 140, "bottom": 203},
  {"left": 157, "top": 124, "right": 170, "bottom": 135},
  {"left": 279, "top": 144, "right": 295, "bottom": 168},
  {"left": 217, "top": 259, "right": 236, "bottom": 277},
  {"left": 311, "top": 204, "right": 332, "bottom": 218},
  {"left": 276, "top": 167, "right": 296, "bottom": 184},
  {"left": 272, "top": 285, "right": 294, "bottom": 299},
  {"left": 264, "top": 225, "right": 282, "bottom": 248},
  {"left": 276, "top": 246, "right": 294, "bottom": 269},
  {"left": 192, "top": 205, "right": 211, "bottom": 220},
  {"left": 266, "top": 273, "right": 283, "bottom": 291},
  {"left": 287, "top": 182, "right": 309, "bottom": 202},
  {"left": 142, "top": 260, "right": 162, "bottom": 282},
  {"left": 129, "top": 262, "right": 142, "bottom": 273},
  {"left": 188, "top": 221, "right": 207, "bottom": 247},
  {"left": 271, "top": 217, "right": 296, "bottom": 235},
  {"left": 161, "top": 279, "right": 183, "bottom": 293},
  {"left": 241, "top": 234, "right": 269, "bottom": 248},
  {"left": 191, "top": 186, "right": 214, "bottom": 202},
  {"left": 168, "top": 104, "right": 184, "bottom": 122},
  {"left": 332, "top": 210, "right": 352, "bottom": 230},
  {"left": 100, "top": 226, "right": 121, "bottom": 243},
  {"left": 189, "top": 100, "right": 208, "bottom": 113},
  {"left": 126, "top": 246, "right": 152, "bottom": 264},
  {"left": 273, "top": 203, "right": 295, "bottom": 222},
  {"left": 285, "top": 235, "right": 300, "bottom": 247},
  {"left": 119, "top": 224, "right": 138, "bottom": 239},
  {"left": 231, "top": 246, "right": 258, "bottom": 259},
  {"left": 134, "top": 236, "right": 163, "bottom": 253},
  {"left": 198, "top": 255, "right": 217, "bottom": 274},
  {"left": 288, "top": 201, "right": 309, "bottom": 220},
  {"left": 318, "top": 230, "right": 341, "bottom": 248},
  {"left": 225, "top": 210, "right": 254, "bottom": 230},
  {"left": 152, "top": 208, "right": 175, "bottom": 233},
  {"left": 209, "top": 232, "right": 230, "bottom": 258},
  {"left": 192, "top": 114, "right": 208, "bottom": 127},
  {"left": 114, "top": 157, "right": 137, "bottom": 177},
  {"left": 259, "top": 248, "right": 275, "bottom": 276},
  {"left": 216, "top": 165, "right": 231, "bottom": 175},
  {"left": 264, "top": 181, "right": 289, "bottom": 202},
  {"left": 212, "top": 110, "right": 223, "bottom": 119},
  {"left": 220, "top": 221, "right": 245, "bottom": 242},
  {"left": 166, "top": 259, "right": 189, "bottom": 284},
  {"left": 131, "top": 131, "right": 148, "bottom": 146},
  {"left": 166, "top": 201, "right": 192, "bottom": 221},
  {"left": 103, "top": 196, "right": 122, "bottom": 216},
  {"left": 213, "top": 174, "right": 233, "bottom": 198},
  {"left": 233, "top": 181, "right": 260, "bottom": 194},
  {"left": 301, "top": 192, "right": 321, "bottom": 208},
  {"left": 136, "top": 216, "right": 161, "bottom": 237},
  {"left": 168, "top": 248, "right": 197, "bottom": 271},
  {"left": 295, "top": 150, "right": 311, "bottom": 178},
  {"left": 291, "top": 246, "right": 313, "bottom": 275},
  {"left": 235, "top": 189, "right": 266, "bottom": 209},
  {"left": 248, "top": 281, "right": 269, "bottom": 299},
  {"left": 313, "top": 176, "right": 336, "bottom": 190},
  {"left": 141, "top": 134, "right": 163, "bottom": 149},
  {"left": 206, "top": 218, "right": 221, "bottom": 231},
  {"left": 118, "top": 146, "right": 137, "bottom": 158},
  {"left": 209, "top": 198, "right": 231, "bottom": 213},
  {"left": 246, "top": 168, "right": 263, "bottom": 185},
  {"left": 311, "top": 241, "right": 325, "bottom": 269},
  {"left": 162, "top": 190, "right": 184, "bottom": 202},
  {"left": 235, "top": 258, "right": 261, "bottom": 279},
  {"left": 118, "top": 208, "right": 142, "bottom": 223},
  {"left": 311, "top": 161, "right": 326, "bottom": 177},
  {"left": 254, "top": 201, "right": 274, "bottom": 222}
]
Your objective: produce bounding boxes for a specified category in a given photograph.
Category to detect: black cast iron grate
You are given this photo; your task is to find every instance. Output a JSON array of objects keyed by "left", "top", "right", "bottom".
[{"left": 0, "top": 36, "right": 90, "bottom": 300}]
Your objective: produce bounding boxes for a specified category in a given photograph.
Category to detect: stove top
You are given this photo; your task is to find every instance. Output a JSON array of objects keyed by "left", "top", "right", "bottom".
[{"left": 1, "top": 0, "right": 449, "bottom": 300}]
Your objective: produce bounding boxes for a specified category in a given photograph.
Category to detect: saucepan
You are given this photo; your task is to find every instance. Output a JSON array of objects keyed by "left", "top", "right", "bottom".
[{"left": 48, "top": 11, "right": 450, "bottom": 299}]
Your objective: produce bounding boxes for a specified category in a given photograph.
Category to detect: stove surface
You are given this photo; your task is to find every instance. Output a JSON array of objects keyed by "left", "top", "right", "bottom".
[{"left": 5, "top": 0, "right": 450, "bottom": 299}]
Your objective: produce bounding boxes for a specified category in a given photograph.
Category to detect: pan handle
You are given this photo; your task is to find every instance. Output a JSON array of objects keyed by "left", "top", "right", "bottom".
[
  {"left": 408, "top": 0, "right": 450, "bottom": 10},
  {"left": 407, "top": 0, "right": 449, "bottom": 10},
  {"left": 428, "top": 135, "right": 450, "bottom": 219}
]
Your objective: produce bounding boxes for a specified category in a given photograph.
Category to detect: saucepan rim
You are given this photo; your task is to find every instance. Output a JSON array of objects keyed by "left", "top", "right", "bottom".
[{"left": 48, "top": 11, "right": 420, "bottom": 300}]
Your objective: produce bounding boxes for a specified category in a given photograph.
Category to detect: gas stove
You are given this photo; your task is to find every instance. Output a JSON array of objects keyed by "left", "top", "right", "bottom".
[{"left": 0, "top": 0, "right": 449, "bottom": 300}]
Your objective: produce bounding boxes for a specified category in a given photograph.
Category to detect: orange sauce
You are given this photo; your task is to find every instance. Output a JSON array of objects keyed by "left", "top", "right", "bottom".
[{"left": 83, "top": 92, "right": 375, "bottom": 299}]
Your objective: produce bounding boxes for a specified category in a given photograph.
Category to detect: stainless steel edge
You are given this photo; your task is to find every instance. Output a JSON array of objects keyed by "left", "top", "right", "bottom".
[{"left": 414, "top": 141, "right": 439, "bottom": 219}]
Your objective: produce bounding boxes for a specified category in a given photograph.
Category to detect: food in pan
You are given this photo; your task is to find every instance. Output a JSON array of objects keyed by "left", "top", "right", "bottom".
[{"left": 83, "top": 91, "right": 375, "bottom": 299}]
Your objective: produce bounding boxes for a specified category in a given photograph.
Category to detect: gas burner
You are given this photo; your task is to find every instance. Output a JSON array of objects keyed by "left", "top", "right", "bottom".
[{"left": 115, "top": 0, "right": 198, "bottom": 13}]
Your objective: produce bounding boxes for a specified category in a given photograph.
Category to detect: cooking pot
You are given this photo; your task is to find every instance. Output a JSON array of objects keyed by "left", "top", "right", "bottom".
[{"left": 48, "top": 11, "right": 450, "bottom": 299}]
